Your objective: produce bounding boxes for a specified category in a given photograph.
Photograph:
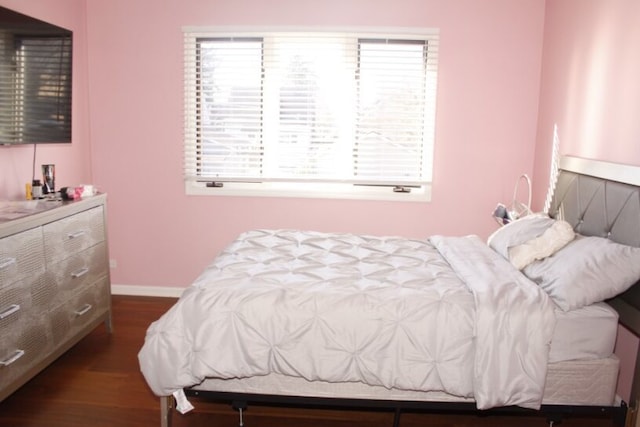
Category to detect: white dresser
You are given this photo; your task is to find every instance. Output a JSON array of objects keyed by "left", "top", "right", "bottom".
[{"left": 0, "top": 194, "right": 111, "bottom": 401}]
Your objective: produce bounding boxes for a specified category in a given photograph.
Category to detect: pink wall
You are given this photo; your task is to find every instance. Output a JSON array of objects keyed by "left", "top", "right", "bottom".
[
  {"left": 532, "top": 0, "right": 640, "bottom": 205},
  {"left": 84, "top": 0, "right": 545, "bottom": 289},
  {"left": 0, "top": 0, "right": 93, "bottom": 198},
  {"left": 532, "top": 0, "right": 640, "bottom": 406}
]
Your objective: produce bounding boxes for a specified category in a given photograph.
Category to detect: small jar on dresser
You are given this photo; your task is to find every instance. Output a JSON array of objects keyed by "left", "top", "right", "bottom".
[{"left": 0, "top": 194, "right": 112, "bottom": 401}]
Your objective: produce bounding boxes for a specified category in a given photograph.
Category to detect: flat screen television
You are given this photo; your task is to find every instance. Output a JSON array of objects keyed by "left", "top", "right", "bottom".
[{"left": 0, "top": 6, "right": 72, "bottom": 145}]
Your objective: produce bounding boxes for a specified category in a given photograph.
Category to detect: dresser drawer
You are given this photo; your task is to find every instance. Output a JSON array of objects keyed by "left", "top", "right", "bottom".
[
  {"left": 0, "top": 275, "right": 47, "bottom": 334},
  {"left": 50, "top": 277, "right": 110, "bottom": 346},
  {"left": 0, "top": 273, "right": 55, "bottom": 323},
  {"left": 47, "top": 242, "right": 108, "bottom": 301},
  {"left": 0, "top": 227, "right": 45, "bottom": 288},
  {"left": 0, "top": 319, "right": 52, "bottom": 386},
  {"left": 43, "top": 206, "right": 105, "bottom": 264}
]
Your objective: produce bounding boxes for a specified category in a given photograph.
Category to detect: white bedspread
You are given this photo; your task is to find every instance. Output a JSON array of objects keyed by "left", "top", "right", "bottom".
[{"left": 138, "top": 230, "right": 556, "bottom": 410}]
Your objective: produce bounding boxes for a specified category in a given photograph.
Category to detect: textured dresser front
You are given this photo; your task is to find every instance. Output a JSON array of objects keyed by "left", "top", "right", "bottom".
[
  {"left": 0, "top": 195, "right": 111, "bottom": 401},
  {"left": 0, "top": 227, "right": 52, "bottom": 393}
]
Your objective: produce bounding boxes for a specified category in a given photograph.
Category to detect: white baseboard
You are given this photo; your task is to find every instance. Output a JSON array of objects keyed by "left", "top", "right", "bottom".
[{"left": 110, "top": 284, "right": 186, "bottom": 298}]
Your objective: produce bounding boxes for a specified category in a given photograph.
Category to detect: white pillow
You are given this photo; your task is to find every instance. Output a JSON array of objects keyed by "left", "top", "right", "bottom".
[{"left": 523, "top": 235, "right": 640, "bottom": 311}]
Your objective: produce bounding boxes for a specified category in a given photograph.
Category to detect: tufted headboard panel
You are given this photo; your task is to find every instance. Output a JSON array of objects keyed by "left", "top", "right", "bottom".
[
  {"left": 548, "top": 169, "right": 640, "bottom": 247},
  {"left": 549, "top": 156, "right": 640, "bottom": 330}
]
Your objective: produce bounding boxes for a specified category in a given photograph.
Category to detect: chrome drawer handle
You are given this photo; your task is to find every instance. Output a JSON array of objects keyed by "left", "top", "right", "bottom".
[
  {"left": 0, "top": 349, "right": 25, "bottom": 366},
  {"left": 74, "top": 304, "right": 92, "bottom": 316},
  {"left": 67, "top": 230, "right": 86, "bottom": 240},
  {"left": 0, "top": 304, "right": 20, "bottom": 320},
  {"left": 0, "top": 257, "right": 17, "bottom": 270},
  {"left": 71, "top": 267, "right": 90, "bottom": 279}
]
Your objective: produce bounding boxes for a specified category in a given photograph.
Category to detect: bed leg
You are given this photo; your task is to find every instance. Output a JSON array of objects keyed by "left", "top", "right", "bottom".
[
  {"left": 160, "top": 395, "right": 173, "bottom": 427},
  {"left": 232, "top": 400, "right": 248, "bottom": 427},
  {"left": 545, "top": 414, "right": 562, "bottom": 426},
  {"left": 392, "top": 407, "right": 402, "bottom": 427}
]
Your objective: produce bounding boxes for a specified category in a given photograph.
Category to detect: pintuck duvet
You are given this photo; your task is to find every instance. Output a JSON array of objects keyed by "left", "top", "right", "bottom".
[{"left": 139, "top": 229, "right": 556, "bottom": 410}]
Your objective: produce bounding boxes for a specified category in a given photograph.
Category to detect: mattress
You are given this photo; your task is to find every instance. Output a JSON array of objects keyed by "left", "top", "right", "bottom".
[
  {"left": 549, "top": 302, "right": 619, "bottom": 363},
  {"left": 191, "top": 354, "right": 620, "bottom": 407}
]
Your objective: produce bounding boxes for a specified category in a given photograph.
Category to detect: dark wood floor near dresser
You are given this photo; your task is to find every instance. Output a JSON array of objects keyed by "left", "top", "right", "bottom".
[{"left": 0, "top": 296, "right": 619, "bottom": 427}]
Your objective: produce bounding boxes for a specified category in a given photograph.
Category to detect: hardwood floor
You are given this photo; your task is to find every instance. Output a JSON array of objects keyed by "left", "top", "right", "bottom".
[{"left": 0, "top": 295, "right": 622, "bottom": 427}]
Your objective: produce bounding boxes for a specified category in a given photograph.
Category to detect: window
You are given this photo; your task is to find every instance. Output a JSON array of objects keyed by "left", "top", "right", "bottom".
[{"left": 184, "top": 28, "right": 439, "bottom": 201}]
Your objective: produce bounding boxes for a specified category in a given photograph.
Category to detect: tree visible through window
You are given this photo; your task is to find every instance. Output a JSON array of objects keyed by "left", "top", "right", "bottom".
[{"left": 184, "top": 29, "right": 439, "bottom": 201}]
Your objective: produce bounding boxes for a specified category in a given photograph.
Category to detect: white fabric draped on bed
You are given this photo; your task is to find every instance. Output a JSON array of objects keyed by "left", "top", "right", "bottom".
[{"left": 138, "top": 229, "right": 555, "bottom": 410}]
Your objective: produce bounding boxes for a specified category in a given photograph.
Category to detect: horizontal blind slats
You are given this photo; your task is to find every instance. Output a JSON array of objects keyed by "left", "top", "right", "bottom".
[{"left": 184, "top": 29, "right": 438, "bottom": 188}]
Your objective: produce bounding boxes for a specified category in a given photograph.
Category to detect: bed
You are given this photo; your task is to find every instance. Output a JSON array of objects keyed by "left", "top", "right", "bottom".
[{"left": 139, "top": 155, "right": 640, "bottom": 427}]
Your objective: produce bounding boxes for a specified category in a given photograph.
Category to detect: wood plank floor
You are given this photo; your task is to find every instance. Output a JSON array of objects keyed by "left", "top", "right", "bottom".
[{"left": 0, "top": 295, "right": 622, "bottom": 427}]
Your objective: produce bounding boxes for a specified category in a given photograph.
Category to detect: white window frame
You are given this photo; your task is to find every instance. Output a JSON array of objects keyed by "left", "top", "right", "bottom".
[{"left": 183, "top": 26, "right": 439, "bottom": 202}]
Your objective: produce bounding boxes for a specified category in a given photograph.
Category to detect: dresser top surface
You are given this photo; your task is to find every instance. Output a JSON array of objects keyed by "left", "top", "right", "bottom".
[
  {"left": 0, "top": 194, "right": 107, "bottom": 238},
  {"left": 0, "top": 199, "right": 64, "bottom": 223}
]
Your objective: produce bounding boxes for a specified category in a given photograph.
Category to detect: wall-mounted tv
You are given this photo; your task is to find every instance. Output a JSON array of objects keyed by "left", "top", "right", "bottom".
[{"left": 0, "top": 6, "right": 72, "bottom": 145}]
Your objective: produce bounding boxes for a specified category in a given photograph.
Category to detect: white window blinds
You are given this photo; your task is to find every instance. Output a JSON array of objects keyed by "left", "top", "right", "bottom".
[
  {"left": 355, "top": 39, "right": 430, "bottom": 185},
  {"left": 184, "top": 29, "right": 439, "bottom": 199}
]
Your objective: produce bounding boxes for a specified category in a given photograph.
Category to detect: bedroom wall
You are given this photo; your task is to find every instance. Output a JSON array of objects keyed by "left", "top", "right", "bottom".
[
  {"left": 83, "top": 0, "right": 545, "bottom": 291},
  {"left": 532, "top": 0, "right": 640, "bottom": 205},
  {"left": 0, "top": 0, "right": 93, "bottom": 199},
  {"left": 532, "top": 0, "right": 640, "bottom": 407}
]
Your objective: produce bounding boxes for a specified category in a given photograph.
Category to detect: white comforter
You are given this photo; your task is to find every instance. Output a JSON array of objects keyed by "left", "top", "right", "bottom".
[{"left": 139, "top": 229, "right": 556, "bottom": 410}]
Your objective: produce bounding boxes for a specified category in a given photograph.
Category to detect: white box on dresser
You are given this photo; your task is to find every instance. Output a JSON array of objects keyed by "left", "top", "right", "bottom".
[{"left": 0, "top": 194, "right": 112, "bottom": 401}]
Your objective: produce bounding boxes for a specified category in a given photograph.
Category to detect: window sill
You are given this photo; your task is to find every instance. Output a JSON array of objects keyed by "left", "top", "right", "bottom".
[{"left": 185, "top": 181, "right": 431, "bottom": 202}]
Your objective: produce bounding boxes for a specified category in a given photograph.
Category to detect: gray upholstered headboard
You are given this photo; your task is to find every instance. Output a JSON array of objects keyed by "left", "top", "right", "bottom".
[
  {"left": 549, "top": 155, "right": 640, "bottom": 408},
  {"left": 548, "top": 156, "right": 640, "bottom": 324},
  {"left": 549, "top": 163, "right": 640, "bottom": 247}
]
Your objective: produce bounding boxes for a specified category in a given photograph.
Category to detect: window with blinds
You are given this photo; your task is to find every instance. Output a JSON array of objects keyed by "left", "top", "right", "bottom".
[{"left": 184, "top": 28, "right": 439, "bottom": 201}]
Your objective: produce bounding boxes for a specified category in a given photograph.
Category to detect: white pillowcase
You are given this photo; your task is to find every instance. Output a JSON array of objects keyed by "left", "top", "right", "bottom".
[{"left": 523, "top": 235, "right": 640, "bottom": 311}]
